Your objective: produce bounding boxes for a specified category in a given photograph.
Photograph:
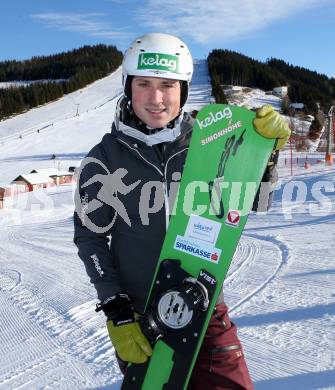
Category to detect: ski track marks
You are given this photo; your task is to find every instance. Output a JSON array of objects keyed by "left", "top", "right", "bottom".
[
  {"left": 0, "top": 217, "right": 123, "bottom": 389},
  {"left": 225, "top": 233, "right": 288, "bottom": 313},
  {"left": 226, "top": 177, "right": 335, "bottom": 389},
  {"left": 1, "top": 62, "right": 334, "bottom": 389}
]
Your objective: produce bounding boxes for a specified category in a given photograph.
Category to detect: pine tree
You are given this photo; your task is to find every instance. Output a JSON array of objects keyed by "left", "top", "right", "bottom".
[{"left": 0, "top": 44, "right": 123, "bottom": 120}]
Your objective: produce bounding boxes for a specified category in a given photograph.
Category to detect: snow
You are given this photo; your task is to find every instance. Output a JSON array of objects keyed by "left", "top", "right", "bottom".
[
  {"left": 11, "top": 172, "right": 54, "bottom": 185},
  {"left": 0, "top": 60, "right": 334, "bottom": 390},
  {"left": 0, "top": 80, "right": 67, "bottom": 89},
  {"left": 224, "top": 86, "right": 282, "bottom": 111},
  {"left": 29, "top": 168, "right": 74, "bottom": 178},
  {"left": 223, "top": 87, "right": 323, "bottom": 153}
]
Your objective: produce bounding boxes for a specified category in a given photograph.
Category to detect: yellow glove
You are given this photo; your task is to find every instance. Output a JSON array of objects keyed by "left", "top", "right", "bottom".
[
  {"left": 107, "top": 320, "right": 153, "bottom": 364},
  {"left": 253, "top": 105, "right": 291, "bottom": 150}
]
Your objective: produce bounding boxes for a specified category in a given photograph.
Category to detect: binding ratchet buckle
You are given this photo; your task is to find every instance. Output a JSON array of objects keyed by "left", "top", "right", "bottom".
[{"left": 140, "top": 277, "right": 209, "bottom": 343}]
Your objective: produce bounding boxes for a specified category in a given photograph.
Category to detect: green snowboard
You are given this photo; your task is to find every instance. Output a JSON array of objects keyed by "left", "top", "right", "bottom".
[{"left": 121, "top": 104, "right": 275, "bottom": 389}]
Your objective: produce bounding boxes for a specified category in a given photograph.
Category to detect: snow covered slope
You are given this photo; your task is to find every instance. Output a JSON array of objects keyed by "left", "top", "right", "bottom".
[
  {"left": 0, "top": 59, "right": 210, "bottom": 186},
  {"left": 0, "top": 68, "right": 123, "bottom": 185},
  {"left": 0, "top": 60, "right": 334, "bottom": 390},
  {"left": 224, "top": 86, "right": 282, "bottom": 111}
]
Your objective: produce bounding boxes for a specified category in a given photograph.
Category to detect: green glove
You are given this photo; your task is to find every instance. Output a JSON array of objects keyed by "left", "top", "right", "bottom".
[
  {"left": 107, "top": 320, "right": 153, "bottom": 363},
  {"left": 253, "top": 105, "right": 291, "bottom": 150}
]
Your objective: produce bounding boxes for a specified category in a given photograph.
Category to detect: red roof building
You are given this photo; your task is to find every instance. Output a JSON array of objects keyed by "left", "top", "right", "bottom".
[
  {"left": 10, "top": 173, "right": 55, "bottom": 193},
  {"left": 30, "top": 168, "right": 74, "bottom": 185}
]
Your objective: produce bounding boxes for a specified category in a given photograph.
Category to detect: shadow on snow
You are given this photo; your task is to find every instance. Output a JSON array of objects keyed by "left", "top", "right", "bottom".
[
  {"left": 255, "top": 369, "right": 335, "bottom": 390},
  {"left": 234, "top": 302, "right": 335, "bottom": 328}
]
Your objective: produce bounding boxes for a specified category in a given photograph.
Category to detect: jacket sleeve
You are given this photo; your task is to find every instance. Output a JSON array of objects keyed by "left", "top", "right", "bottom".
[
  {"left": 252, "top": 150, "right": 279, "bottom": 212},
  {"left": 73, "top": 144, "right": 122, "bottom": 303}
]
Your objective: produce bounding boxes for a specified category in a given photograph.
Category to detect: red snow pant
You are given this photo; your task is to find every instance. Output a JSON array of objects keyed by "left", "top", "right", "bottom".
[
  {"left": 187, "top": 302, "right": 254, "bottom": 390},
  {"left": 117, "top": 302, "right": 254, "bottom": 390}
]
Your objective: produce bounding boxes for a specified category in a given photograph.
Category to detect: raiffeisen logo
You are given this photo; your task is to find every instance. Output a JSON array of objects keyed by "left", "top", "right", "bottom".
[
  {"left": 138, "top": 53, "right": 179, "bottom": 73},
  {"left": 197, "top": 107, "right": 233, "bottom": 129}
]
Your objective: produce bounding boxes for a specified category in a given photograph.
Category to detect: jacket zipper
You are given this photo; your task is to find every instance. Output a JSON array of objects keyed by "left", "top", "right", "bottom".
[
  {"left": 118, "top": 139, "right": 163, "bottom": 176},
  {"left": 118, "top": 138, "right": 188, "bottom": 231},
  {"left": 209, "top": 345, "right": 242, "bottom": 373}
]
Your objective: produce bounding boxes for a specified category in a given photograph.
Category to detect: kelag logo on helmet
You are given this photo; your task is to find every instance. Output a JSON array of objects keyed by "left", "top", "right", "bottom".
[{"left": 138, "top": 53, "right": 179, "bottom": 73}]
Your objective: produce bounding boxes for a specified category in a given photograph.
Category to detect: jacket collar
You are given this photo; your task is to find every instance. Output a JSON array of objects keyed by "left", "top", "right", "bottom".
[{"left": 111, "top": 111, "right": 194, "bottom": 150}]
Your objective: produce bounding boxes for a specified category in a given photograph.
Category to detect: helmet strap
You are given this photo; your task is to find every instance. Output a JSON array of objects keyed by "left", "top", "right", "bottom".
[
  {"left": 124, "top": 76, "right": 133, "bottom": 100},
  {"left": 180, "top": 81, "right": 188, "bottom": 108}
]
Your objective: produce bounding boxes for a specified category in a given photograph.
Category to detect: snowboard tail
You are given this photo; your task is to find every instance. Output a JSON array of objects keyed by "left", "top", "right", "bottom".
[
  {"left": 122, "top": 104, "right": 275, "bottom": 389},
  {"left": 122, "top": 259, "right": 217, "bottom": 388}
]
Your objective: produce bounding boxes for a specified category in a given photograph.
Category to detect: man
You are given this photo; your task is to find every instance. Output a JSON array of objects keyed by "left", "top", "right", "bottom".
[{"left": 74, "top": 33, "right": 290, "bottom": 390}]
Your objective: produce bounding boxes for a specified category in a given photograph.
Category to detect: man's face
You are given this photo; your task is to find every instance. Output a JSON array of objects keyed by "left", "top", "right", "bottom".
[{"left": 131, "top": 76, "right": 181, "bottom": 128}]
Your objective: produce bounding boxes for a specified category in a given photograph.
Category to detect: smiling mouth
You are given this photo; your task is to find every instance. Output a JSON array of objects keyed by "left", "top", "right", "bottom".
[{"left": 146, "top": 108, "right": 166, "bottom": 115}]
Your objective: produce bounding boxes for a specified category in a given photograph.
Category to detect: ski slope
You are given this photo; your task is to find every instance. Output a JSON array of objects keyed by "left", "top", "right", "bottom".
[{"left": 0, "top": 60, "right": 334, "bottom": 390}]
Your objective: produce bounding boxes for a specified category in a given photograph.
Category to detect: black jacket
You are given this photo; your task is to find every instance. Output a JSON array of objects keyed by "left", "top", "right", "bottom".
[
  {"left": 74, "top": 112, "right": 194, "bottom": 312},
  {"left": 73, "top": 112, "right": 278, "bottom": 313}
]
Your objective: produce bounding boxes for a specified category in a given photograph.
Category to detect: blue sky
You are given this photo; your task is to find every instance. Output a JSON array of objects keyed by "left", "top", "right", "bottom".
[{"left": 1, "top": 0, "right": 334, "bottom": 78}]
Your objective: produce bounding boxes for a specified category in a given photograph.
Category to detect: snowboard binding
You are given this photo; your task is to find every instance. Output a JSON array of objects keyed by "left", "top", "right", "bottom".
[{"left": 139, "top": 260, "right": 216, "bottom": 346}]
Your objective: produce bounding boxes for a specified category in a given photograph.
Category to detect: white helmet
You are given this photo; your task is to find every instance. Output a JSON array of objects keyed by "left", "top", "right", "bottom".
[{"left": 122, "top": 33, "right": 193, "bottom": 106}]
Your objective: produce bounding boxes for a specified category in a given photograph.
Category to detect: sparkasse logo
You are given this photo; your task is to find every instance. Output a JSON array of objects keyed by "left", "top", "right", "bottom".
[
  {"left": 210, "top": 252, "right": 219, "bottom": 262},
  {"left": 174, "top": 235, "right": 222, "bottom": 264},
  {"left": 138, "top": 53, "right": 179, "bottom": 73}
]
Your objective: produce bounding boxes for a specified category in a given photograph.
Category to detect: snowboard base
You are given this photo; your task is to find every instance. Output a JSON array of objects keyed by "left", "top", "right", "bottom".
[{"left": 122, "top": 259, "right": 217, "bottom": 389}]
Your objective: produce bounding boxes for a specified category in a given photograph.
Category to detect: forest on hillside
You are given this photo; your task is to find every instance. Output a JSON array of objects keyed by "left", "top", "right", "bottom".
[
  {"left": 208, "top": 49, "right": 335, "bottom": 114},
  {"left": 0, "top": 45, "right": 122, "bottom": 120}
]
